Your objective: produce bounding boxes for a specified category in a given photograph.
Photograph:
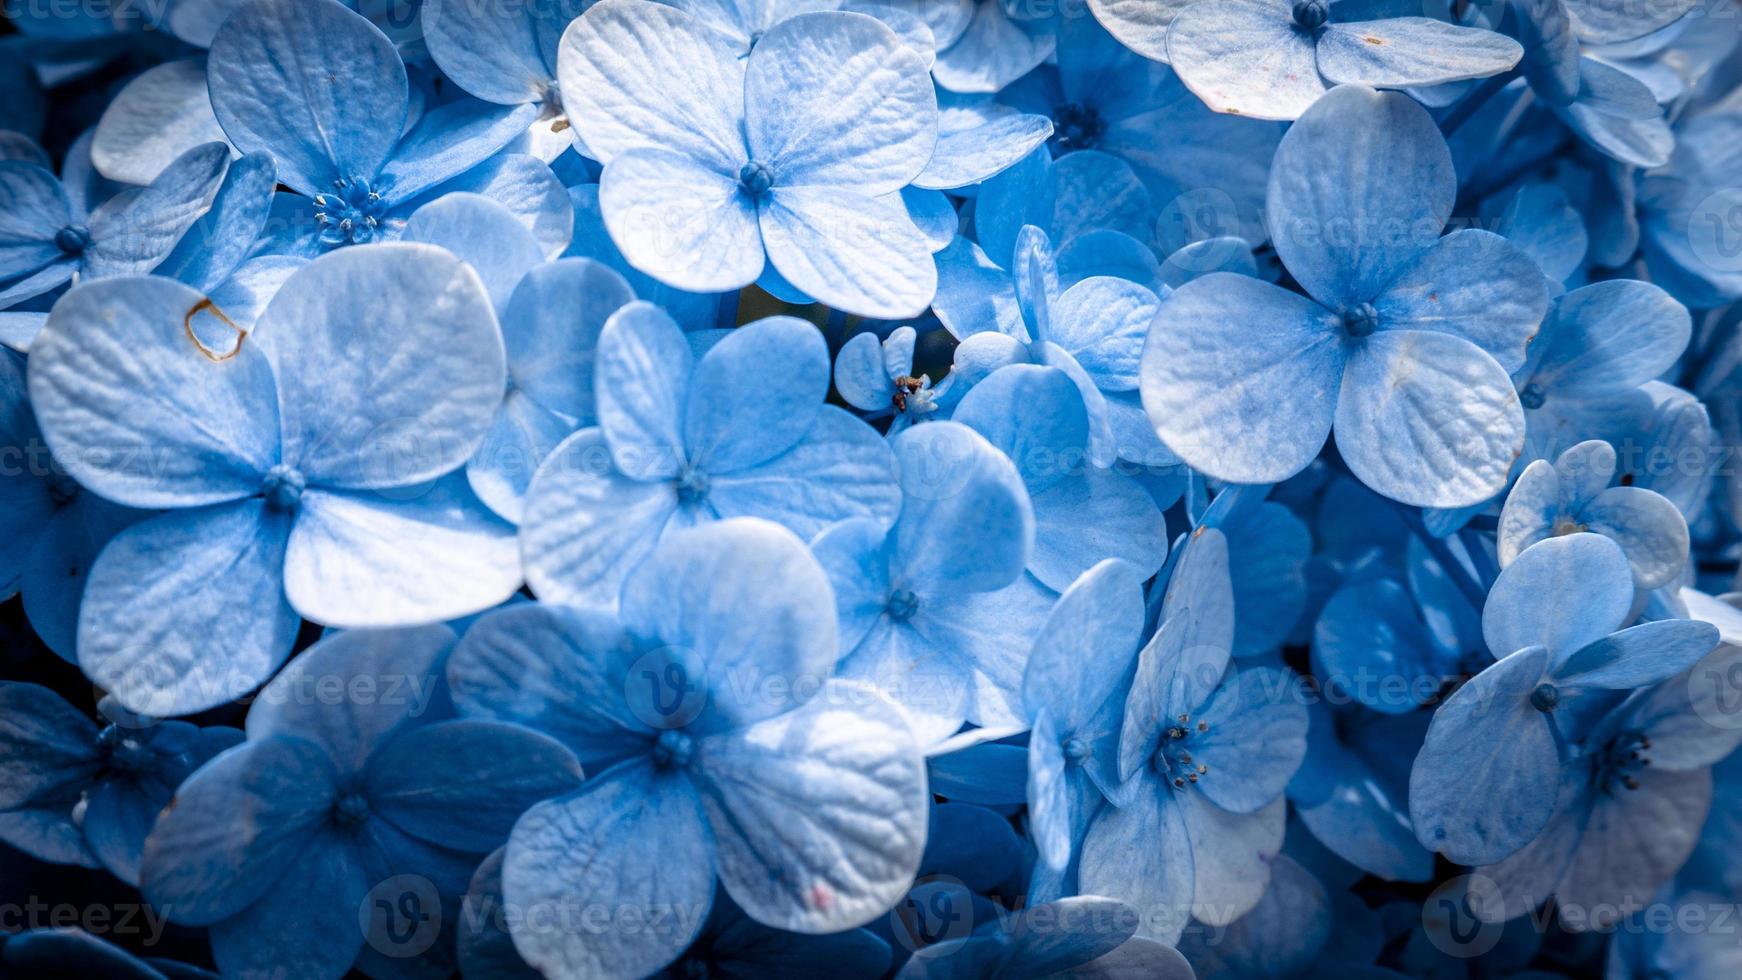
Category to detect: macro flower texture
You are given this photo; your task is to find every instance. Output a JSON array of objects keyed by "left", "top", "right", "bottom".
[{"left": 8, "top": 0, "right": 1742, "bottom": 977}]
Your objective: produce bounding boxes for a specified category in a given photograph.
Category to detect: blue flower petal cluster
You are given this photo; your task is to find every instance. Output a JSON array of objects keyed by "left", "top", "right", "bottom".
[{"left": 1, "top": 0, "right": 1741, "bottom": 976}]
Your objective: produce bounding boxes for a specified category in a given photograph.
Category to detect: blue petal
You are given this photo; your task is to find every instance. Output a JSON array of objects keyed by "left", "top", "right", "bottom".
[
  {"left": 365, "top": 718, "right": 584, "bottom": 852},
  {"left": 1482, "top": 532, "right": 1633, "bottom": 661},
  {"left": 915, "top": 94, "right": 1052, "bottom": 190},
  {"left": 685, "top": 316, "right": 828, "bottom": 474},
  {"left": 29, "top": 275, "right": 281, "bottom": 508},
  {"left": 89, "top": 59, "right": 234, "bottom": 187},
  {"left": 1268, "top": 85, "right": 1454, "bottom": 309},
  {"left": 745, "top": 11, "right": 936, "bottom": 193},
  {"left": 1371, "top": 229, "right": 1548, "bottom": 373},
  {"left": 421, "top": 0, "right": 585, "bottom": 104},
  {"left": 258, "top": 243, "right": 505, "bottom": 490},
  {"left": 401, "top": 192, "right": 544, "bottom": 315},
  {"left": 448, "top": 601, "right": 657, "bottom": 769},
  {"left": 79, "top": 502, "right": 298, "bottom": 717},
  {"left": 890, "top": 420, "right": 1034, "bottom": 595},
  {"left": 761, "top": 186, "right": 937, "bottom": 318},
  {"left": 598, "top": 148, "right": 765, "bottom": 293},
  {"left": 206, "top": 0, "right": 408, "bottom": 195},
  {"left": 619, "top": 518, "right": 841, "bottom": 731},
  {"left": 693, "top": 682, "right": 927, "bottom": 931},
  {"left": 1190, "top": 666, "right": 1308, "bottom": 814},
  {"left": 1334, "top": 329, "right": 1525, "bottom": 507},
  {"left": 1316, "top": 19, "right": 1521, "bottom": 91},
  {"left": 521, "top": 427, "right": 681, "bottom": 612},
  {"left": 1166, "top": 0, "right": 1322, "bottom": 121},
  {"left": 503, "top": 765, "right": 714, "bottom": 979},
  {"left": 708, "top": 406, "right": 902, "bottom": 538},
  {"left": 594, "top": 301, "right": 694, "bottom": 481},
  {"left": 557, "top": 0, "right": 747, "bottom": 170},
  {"left": 283, "top": 476, "right": 520, "bottom": 629}
]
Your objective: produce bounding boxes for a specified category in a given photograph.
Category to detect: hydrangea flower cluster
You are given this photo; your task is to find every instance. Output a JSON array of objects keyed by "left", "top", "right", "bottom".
[{"left": 4, "top": 0, "right": 1742, "bottom": 977}]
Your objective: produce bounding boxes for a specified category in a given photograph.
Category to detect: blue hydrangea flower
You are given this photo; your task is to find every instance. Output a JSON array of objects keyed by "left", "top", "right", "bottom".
[
  {"left": 953, "top": 364, "right": 1168, "bottom": 590},
  {"left": 1142, "top": 85, "right": 1550, "bottom": 507},
  {"left": 28, "top": 243, "right": 520, "bottom": 715},
  {"left": 1080, "top": 527, "right": 1309, "bottom": 944},
  {"left": 1409, "top": 533, "right": 1720, "bottom": 867},
  {"left": 1637, "top": 111, "right": 1742, "bottom": 308},
  {"left": 140, "top": 625, "right": 583, "bottom": 980},
  {"left": 448, "top": 519, "right": 931, "bottom": 979},
  {"left": 811, "top": 420, "right": 1047, "bottom": 746},
  {"left": 835, "top": 325, "right": 952, "bottom": 434},
  {"left": 206, "top": 0, "right": 545, "bottom": 254},
  {"left": 1093, "top": 0, "right": 1521, "bottom": 120},
  {"left": 521, "top": 305, "right": 900, "bottom": 611},
  {"left": 0, "top": 141, "right": 230, "bottom": 308},
  {"left": 1469, "top": 641, "right": 1742, "bottom": 931},
  {"left": 558, "top": 0, "right": 940, "bottom": 317},
  {"left": 0, "top": 686, "right": 239, "bottom": 883},
  {"left": 1499, "top": 438, "right": 1691, "bottom": 590}
]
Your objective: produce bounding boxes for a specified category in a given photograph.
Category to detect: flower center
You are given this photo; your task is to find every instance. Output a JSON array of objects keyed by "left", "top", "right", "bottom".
[
  {"left": 1061, "top": 735, "right": 1090, "bottom": 764},
  {"left": 1052, "top": 103, "right": 1105, "bottom": 152},
  {"left": 738, "top": 161, "right": 774, "bottom": 200},
  {"left": 886, "top": 588, "right": 919, "bottom": 622},
  {"left": 653, "top": 729, "right": 694, "bottom": 770},
  {"left": 96, "top": 725, "right": 154, "bottom": 774},
  {"left": 892, "top": 375, "right": 938, "bottom": 417},
  {"left": 1150, "top": 713, "right": 1211, "bottom": 788},
  {"left": 1591, "top": 730, "right": 1651, "bottom": 794},
  {"left": 1343, "top": 302, "right": 1380, "bottom": 339},
  {"left": 1529, "top": 682, "right": 1560, "bottom": 712},
  {"left": 1520, "top": 382, "right": 1547, "bottom": 410},
  {"left": 334, "top": 792, "right": 372, "bottom": 827},
  {"left": 261, "top": 464, "right": 306, "bottom": 511},
  {"left": 1551, "top": 516, "right": 1587, "bottom": 537},
  {"left": 1292, "top": 0, "right": 1330, "bottom": 31},
  {"left": 675, "top": 463, "right": 711, "bottom": 504},
  {"left": 55, "top": 224, "right": 93, "bottom": 255},
  {"left": 313, "top": 177, "right": 388, "bottom": 247}
]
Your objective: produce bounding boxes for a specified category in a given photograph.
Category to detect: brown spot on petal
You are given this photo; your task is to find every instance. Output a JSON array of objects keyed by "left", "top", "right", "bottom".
[
  {"left": 1364, "top": 35, "right": 1384, "bottom": 45},
  {"left": 184, "top": 298, "right": 247, "bottom": 362}
]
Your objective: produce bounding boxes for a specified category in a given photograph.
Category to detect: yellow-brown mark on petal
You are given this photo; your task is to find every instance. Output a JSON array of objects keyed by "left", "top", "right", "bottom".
[{"left": 184, "top": 298, "right": 247, "bottom": 362}]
